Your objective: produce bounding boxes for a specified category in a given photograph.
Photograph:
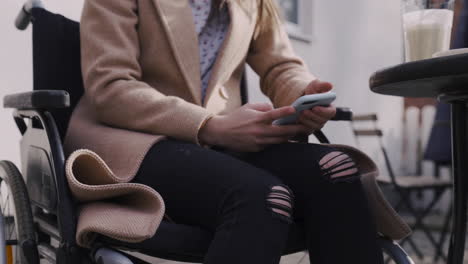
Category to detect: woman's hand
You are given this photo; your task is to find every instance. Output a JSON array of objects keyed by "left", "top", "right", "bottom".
[
  {"left": 298, "top": 80, "right": 337, "bottom": 133},
  {"left": 199, "top": 103, "right": 308, "bottom": 152}
]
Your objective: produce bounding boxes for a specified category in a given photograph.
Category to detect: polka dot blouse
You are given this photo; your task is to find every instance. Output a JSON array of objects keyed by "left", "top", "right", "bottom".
[{"left": 188, "top": 0, "right": 230, "bottom": 102}]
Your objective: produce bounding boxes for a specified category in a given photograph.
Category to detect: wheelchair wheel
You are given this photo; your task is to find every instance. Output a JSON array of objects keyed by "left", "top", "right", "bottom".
[
  {"left": 0, "top": 161, "right": 38, "bottom": 264},
  {"left": 378, "top": 237, "right": 415, "bottom": 264}
]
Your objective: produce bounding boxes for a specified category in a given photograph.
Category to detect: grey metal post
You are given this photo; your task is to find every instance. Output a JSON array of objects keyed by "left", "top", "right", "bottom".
[{"left": 15, "top": 0, "right": 44, "bottom": 30}]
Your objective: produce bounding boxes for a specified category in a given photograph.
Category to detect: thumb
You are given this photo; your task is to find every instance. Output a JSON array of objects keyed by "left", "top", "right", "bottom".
[
  {"left": 244, "top": 102, "right": 274, "bottom": 112},
  {"left": 305, "top": 80, "right": 333, "bottom": 94}
]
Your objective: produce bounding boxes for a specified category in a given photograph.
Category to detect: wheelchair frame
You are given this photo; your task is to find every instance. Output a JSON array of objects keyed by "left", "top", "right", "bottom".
[
  {"left": 3, "top": 97, "right": 149, "bottom": 264},
  {"left": 0, "top": 210, "right": 5, "bottom": 264},
  {"left": 0, "top": 1, "right": 415, "bottom": 263}
]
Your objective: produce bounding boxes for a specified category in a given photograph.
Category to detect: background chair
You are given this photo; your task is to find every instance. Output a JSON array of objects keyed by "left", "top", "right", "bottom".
[
  {"left": 351, "top": 113, "right": 452, "bottom": 262},
  {"left": 0, "top": 3, "right": 413, "bottom": 264}
]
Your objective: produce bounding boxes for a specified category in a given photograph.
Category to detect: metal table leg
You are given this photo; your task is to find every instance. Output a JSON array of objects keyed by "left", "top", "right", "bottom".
[{"left": 447, "top": 101, "right": 468, "bottom": 264}]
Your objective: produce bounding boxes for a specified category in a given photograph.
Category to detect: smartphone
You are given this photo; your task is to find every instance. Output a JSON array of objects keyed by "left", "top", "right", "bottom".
[{"left": 272, "top": 92, "right": 336, "bottom": 126}]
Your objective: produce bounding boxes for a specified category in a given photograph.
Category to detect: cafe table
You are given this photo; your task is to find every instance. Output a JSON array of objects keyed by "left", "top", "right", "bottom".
[{"left": 370, "top": 51, "right": 468, "bottom": 264}]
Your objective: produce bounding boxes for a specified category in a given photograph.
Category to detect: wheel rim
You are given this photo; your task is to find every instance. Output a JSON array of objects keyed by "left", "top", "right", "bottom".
[{"left": 1, "top": 177, "right": 20, "bottom": 264}]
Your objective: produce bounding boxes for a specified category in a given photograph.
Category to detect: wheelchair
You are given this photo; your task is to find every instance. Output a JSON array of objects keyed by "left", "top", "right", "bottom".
[{"left": 0, "top": 1, "right": 414, "bottom": 264}]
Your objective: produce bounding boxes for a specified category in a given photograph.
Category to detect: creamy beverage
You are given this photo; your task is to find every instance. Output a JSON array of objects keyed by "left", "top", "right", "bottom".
[{"left": 403, "top": 9, "right": 454, "bottom": 62}]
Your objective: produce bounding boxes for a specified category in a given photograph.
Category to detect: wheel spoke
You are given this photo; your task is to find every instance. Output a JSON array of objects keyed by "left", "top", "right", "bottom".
[
  {"left": 2, "top": 190, "right": 9, "bottom": 216},
  {"left": 8, "top": 217, "right": 15, "bottom": 241},
  {"left": 4, "top": 200, "right": 14, "bottom": 241},
  {"left": 4, "top": 216, "right": 14, "bottom": 240},
  {"left": 3, "top": 195, "right": 15, "bottom": 241}
]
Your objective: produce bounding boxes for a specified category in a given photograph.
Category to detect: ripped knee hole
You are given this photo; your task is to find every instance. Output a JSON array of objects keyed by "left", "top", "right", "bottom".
[
  {"left": 319, "top": 151, "right": 360, "bottom": 183},
  {"left": 266, "top": 185, "right": 294, "bottom": 221}
]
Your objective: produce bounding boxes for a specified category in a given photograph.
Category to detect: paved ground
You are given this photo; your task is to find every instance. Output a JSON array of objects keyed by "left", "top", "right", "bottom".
[{"left": 395, "top": 213, "right": 468, "bottom": 264}]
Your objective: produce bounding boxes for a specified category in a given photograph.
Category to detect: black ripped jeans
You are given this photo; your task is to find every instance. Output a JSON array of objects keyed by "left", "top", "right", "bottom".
[{"left": 133, "top": 139, "right": 384, "bottom": 264}]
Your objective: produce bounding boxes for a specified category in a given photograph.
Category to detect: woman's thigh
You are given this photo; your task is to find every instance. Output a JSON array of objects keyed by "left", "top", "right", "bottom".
[{"left": 133, "top": 139, "right": 286, "bottom": 230}]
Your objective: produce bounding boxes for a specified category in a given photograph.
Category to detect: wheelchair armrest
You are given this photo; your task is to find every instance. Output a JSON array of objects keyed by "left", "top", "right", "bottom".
[
  {"left": 331, "top": 107, "right": 353, "bottom": 121},
  {"left": 3, "top": 90, "right": 70, "bottom": 110}
]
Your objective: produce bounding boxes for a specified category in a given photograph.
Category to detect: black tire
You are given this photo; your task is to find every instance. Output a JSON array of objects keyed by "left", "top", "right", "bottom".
[{"left": 0, "top": 160, "right": 38, "bottom": 264}]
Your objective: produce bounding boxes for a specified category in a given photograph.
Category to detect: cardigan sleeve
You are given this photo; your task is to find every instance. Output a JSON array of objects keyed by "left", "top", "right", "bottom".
[
  {"left": 246, "top": 14, "right": 316, "bottom": 107},
  {"left": 80, "top": 0, "right": 213, "bottom": 144}
]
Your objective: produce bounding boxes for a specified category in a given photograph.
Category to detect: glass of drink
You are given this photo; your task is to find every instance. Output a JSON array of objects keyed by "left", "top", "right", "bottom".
[{"left": 402, "top": 0, "right": 455, "bottom": 62}]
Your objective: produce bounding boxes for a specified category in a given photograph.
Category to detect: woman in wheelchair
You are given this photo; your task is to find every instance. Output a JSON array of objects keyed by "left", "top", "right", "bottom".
[{"left": 62, "top": 0, "right": 399, "bottom": 263}]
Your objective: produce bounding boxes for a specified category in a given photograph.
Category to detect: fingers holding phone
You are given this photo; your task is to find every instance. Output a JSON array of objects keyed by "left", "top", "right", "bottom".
[
  {"left": 272, "top": 92, "right": 336, "bottom": 126},
  {"left": 302, "top": 79, "right": 336, "bottom": 131},
  {"left": 299, "top": 105, "right": 337, "bottom": 132},
  {"left": 198, "top": 103, "right": 307, "bottom": 152},
  {"left": 304, "top": 79, "right": 333, "bottom": 95},
  {"left": 198, "top": 88, "right": 337, "bottom": 151}
]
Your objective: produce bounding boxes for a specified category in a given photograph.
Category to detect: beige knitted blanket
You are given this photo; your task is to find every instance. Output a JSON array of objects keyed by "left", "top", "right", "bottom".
[{"left": 65, "top": 149, "right": 165, "bottom": 247}]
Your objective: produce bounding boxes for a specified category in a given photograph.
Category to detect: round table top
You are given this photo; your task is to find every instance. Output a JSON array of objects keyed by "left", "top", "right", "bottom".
[{"left": 370, "top": 53, "right": 468, "bottom": 99}]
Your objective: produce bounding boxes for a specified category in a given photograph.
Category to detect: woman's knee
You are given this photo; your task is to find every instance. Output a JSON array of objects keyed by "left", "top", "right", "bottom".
[
  {"left": 221, "top": 177, "right": 295, "bottom": 224},
  {"left": 266, "top": 184, "right": 294, "bottom": 222}
]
